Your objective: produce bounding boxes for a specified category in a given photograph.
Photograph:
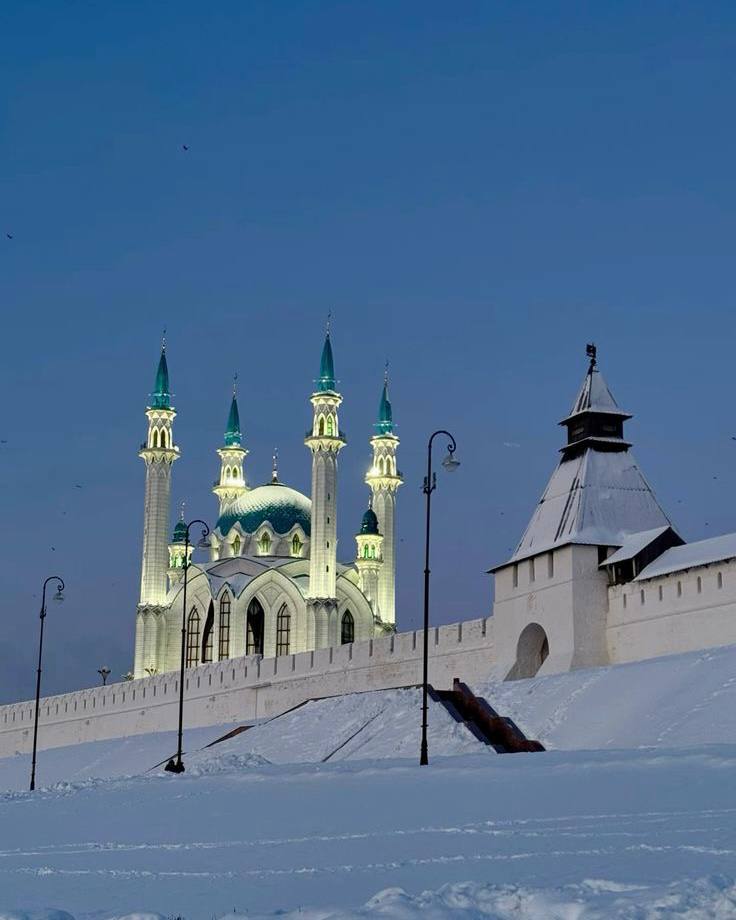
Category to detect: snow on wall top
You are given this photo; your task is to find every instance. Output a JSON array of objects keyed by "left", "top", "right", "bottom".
[
  {"left": 501, "top": 449, "right": 672, "bottom": 567},
  {"left": 635, "top": 532, "right": 736, "bottom": 581}
]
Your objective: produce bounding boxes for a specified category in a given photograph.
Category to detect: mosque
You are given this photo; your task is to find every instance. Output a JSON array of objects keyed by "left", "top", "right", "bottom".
[{"left": 133, "top": 328, "right": 401, "bottom": 679}]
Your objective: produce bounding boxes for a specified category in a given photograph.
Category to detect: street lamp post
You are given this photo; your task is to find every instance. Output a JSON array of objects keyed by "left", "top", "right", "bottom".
[
  {"left": 30, "top": 575, "right": 65, "bottom": 791},
  {"left": 165, "top": 519, "right": 210, "bottom": 774},
  {"left": 420, "top": 431, "right": 459, "bottom": 766}
]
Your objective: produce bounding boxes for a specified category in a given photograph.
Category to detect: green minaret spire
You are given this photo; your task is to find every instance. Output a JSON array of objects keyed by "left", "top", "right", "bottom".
[
  {"left": 151, "top": 336, "right": 170, "bottom": 409},
  {"left": 224, "top": 375, "right": 242, "bottom": 446},
  {"left": 375, "top": 363, "right": 393, "bottom": 434},
  {"left": 316, "top": 315, "right": 336, "bottom": 392}
]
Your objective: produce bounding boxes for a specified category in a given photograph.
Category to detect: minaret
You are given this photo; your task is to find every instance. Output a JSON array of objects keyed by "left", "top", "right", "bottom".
[
  {"left": 213, "top": 377, "right": 248, "bottom": 515},
  {"left": 168, "top": 507, "right": 191, "bottom": 589},
  {"left": 355, "top": 502, "right": 383, "bottom": 616},
  {"left": 365, "top": 365, "right": 402, "bottom": 627},
  {"left": 135, "top": 340, "right": 180, "bottom": 677},
  {"left": 305, "top": 322, "right": 346, "bottom": 647}
]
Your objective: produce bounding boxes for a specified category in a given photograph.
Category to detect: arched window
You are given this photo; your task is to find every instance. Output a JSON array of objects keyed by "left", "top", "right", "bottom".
[
  {"left": 246, "top": 598, "right": 265, "bottom": 655},
  {"left": 341, "top": 610, "right": 354, "bottom": 645},
  {"left": 202, "top": 601, "right": 214, "bottom": 663},
  {"left": 152, "top": 429, "right": 159, "bottom": 448},
  {"left": 161, "top": 429, "right": 168, "bottom": 448},
  {"left": 318, "top": 417, "right": 325, "bottom": 436},
  {"left": 218, "top": 592, "right": 231, "bottom": 660},
  {"left": 259, "top": 532, "right": 272, "bottom": 555},
  {"left": 363, "top": 545, "right": 369, "bottom": 559},
  {"left": 379, "top": 457, "right": 385, "bottom": 475},
  {"left": 225, "top": 466, "right": 231, "bottom": 480},
  {"left": 326, "top": 415, "right": 334, "bottom": 436},
  {"left": 292, "top": 534, "right": 302, "bottom": 557},
  {"left": 370, "top": 545, "right": 376, "bottom": 559},
  {"left": 232, "top": 535, "right": 241, "bottom": 556},
  {"left": 276, "top": 604, "right": 291, "bottom": 656},
  {"left": 186, "top": 608, "right": 201, "bottom": 667}
]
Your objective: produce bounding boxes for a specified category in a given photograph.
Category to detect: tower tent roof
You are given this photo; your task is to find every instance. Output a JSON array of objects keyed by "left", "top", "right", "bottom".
[
  {"left": 316, "top": 332, "right": 336, "bottom": 392},
  {"left": 561, "top": 365, "right": 631, "bottom": 424},
  {"left": 224, "top": 394, "right": 242, "bottom": 446},
  {"left": 502, "top": 448, "right": 673, "bottom": 566},
  {"left": 151, "top": 348, "right": 170, "bottom": 409},
  {"left": 494, "top": 350, "right": 673, "bottom": 569}
]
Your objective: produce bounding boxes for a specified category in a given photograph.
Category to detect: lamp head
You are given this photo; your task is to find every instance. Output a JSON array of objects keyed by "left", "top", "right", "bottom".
[
  {"left": 442, "top": 450, "right": 460, "bottom": 472},
  {"left": 53, "top": 587, "right": 64, "bottom": 604},
  {"left": 197, "top": 532, "right": 211, "bottom": 550}
]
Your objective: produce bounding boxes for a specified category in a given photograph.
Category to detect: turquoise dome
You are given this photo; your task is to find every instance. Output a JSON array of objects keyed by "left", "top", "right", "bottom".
[
  {"left": 216, "top": 483, "right": 311, "bottom": 537},
  {"left": 172, "top": 520, "right": 188, "bottom": 543}
]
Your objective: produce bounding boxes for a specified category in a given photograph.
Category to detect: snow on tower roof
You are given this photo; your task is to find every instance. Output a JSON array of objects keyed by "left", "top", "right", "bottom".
[
  {"left": 601, "top": 526, "right": 674, "bottom": 566},
  {"left": 498, "top": 450, "right": 673, "bottom": 567},
  {"left": 559, "top": 366, "right": 631, "bottom": 424}
]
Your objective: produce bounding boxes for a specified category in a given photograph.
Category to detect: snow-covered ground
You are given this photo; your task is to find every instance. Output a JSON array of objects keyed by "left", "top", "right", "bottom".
[
  {"left": 1, "top": 747, "right": 735, "bottom": 918},
  {"left": 3, "top": 646, "right": 736, "bottom": 918}
]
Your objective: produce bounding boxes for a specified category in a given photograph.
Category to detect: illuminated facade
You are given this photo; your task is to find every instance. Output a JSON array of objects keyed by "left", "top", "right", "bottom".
[{"left": 133, "top": 328, "right": 398, "bottom": 678}]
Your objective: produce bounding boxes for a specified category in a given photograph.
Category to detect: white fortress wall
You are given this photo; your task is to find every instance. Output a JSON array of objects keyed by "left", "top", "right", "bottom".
[
  {"left": 0, "top": 617, "right": 495, "bottom": 758},
  {"left": 607, "top": 558, "right": 736, "bottom": 664}
]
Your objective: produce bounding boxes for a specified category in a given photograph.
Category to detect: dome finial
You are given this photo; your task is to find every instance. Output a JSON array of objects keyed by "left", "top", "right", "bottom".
[
  {"left": 179, "top": 500, "right": 185, "bottom": 522},
  {"left": 233, "top": 372, "right": 238, "bottom": 397},
  {"left": 161, "top": 326, "right": 167, "bottom": 353},
  {"left": 272, "top": 447, "right": 279, "bottom": 483}
]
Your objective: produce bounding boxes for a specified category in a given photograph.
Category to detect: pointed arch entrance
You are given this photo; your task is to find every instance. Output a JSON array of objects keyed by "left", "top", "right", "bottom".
[
  {"left": 246, "top": 598, "right": 265, "bottom": 655},
  {"left": 507, "top": 623, "right": 549, "bottom": 680}
]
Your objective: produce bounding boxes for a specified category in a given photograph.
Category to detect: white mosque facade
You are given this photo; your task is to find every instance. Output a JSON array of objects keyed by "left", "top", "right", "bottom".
[{"left": 133, "top": 330, "right": 401, "bottom": 680}]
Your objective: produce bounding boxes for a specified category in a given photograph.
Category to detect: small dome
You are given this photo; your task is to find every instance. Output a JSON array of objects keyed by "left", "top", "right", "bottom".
[
  {"left": 172, "top": 520, "right": 187, "bottom": 543},
  {"left": 360, "top": 507, "right": 380, "bottom": 535},
  {"left": 216, "top": 482, "right": 311, "bottom": 537}
]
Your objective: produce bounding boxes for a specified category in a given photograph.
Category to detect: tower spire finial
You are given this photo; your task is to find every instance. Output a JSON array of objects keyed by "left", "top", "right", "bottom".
[
  {"left": 272, "top": 447, "right": 279, "bottom": 483},
  {"left": 162, "top": 327, "right": 167, "bottom": 353},
  {"left": 179, "top": 500, "right": 185, "bottom": 522},
  {"left": 233, "top": 372, "right": 238, "bottom": 397},
  {"left": 326, "top": 310, "right": 331, "bottom": 336},
  {"left": 586, "top": 342, "right": 597, "bottom": 372}
]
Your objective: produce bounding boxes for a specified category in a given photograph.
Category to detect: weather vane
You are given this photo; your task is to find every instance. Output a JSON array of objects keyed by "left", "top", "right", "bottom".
[{"left": 586, "top": 342, "right": 597, "bottom": 370}]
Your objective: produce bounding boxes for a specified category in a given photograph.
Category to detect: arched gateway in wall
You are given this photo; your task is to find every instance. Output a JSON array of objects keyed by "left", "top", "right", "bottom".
[{"left": 507, "top": 622, "right": 549, "bottom": 680}]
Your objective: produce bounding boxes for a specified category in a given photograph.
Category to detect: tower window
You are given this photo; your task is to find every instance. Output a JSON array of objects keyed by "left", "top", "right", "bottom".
[
  {"left": 152, "top": 429, "right": 159, "bottom": 449},
  {"left": 232, "top": 535, "right": 241, "bottom": 556},
  {"left": 218, "top": 592, "right": 231, "bottom": 660},
  {"left": 202, "top": 602, "right": 214, "bottom": 664},
  {"left": 697, "top": 576, "right": 702, "bottom": 594},
  {"left": 161, "top": 429, "right": 168, "bottom": 448},
  {"left": 718, "top": 572, "right": 723, "bottom": 589},
  {"left": 326, "top": 416, "right": 334, "bottom": 436},
  {"left": 258, "top": 532, "right": 272, "bottom": 555},
  {"left": 318, "top": 417, "right": 325, "bottom": 436},
  {"left": 529, "top": 558, "right": 535, "bottom": 583},
  {"left": 246, "top": 598, "right": 264, "bottom": 655},
  {"left": 547, "top": 553, "right": 554, "bottom": 579},
  {"left": 512, "top": 564, "right": 518, "bottom": 588},
  {"left": 677, "top": 580, "right": 682, "bottom": 597},
  {"left": 276, "top": 604, "right": 291, "bottom": 656},
  {"left": 623, "top": 593, "right": 627, "bottom": 609},
  {"left": 292, "top": 534, "right": 303, "bottom": 557},
  {"left": 658, "top": 585, "right": 663, "bottom": 601},
  {"left": 640, "top": 590, "right": 645, "bottom": 605},
  {"left": 341, "top": 610, "right": 355, "bottom": 645}
]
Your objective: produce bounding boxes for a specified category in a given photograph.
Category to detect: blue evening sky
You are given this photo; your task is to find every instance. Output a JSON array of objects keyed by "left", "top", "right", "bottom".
[{"left": 2, "top": 1, "right": 735, "bottom": 700}]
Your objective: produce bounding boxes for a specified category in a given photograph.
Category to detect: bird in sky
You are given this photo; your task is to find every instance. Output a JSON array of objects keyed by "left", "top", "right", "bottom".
[
  {"left": 5, "top": 233, "right": 12, "bottom": 240},
  {"left": 75, "top": 483, "right": 83, "bottom": 489},
  {"left": 182, "top": 144, "right": 189, "bottom": 151}
]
